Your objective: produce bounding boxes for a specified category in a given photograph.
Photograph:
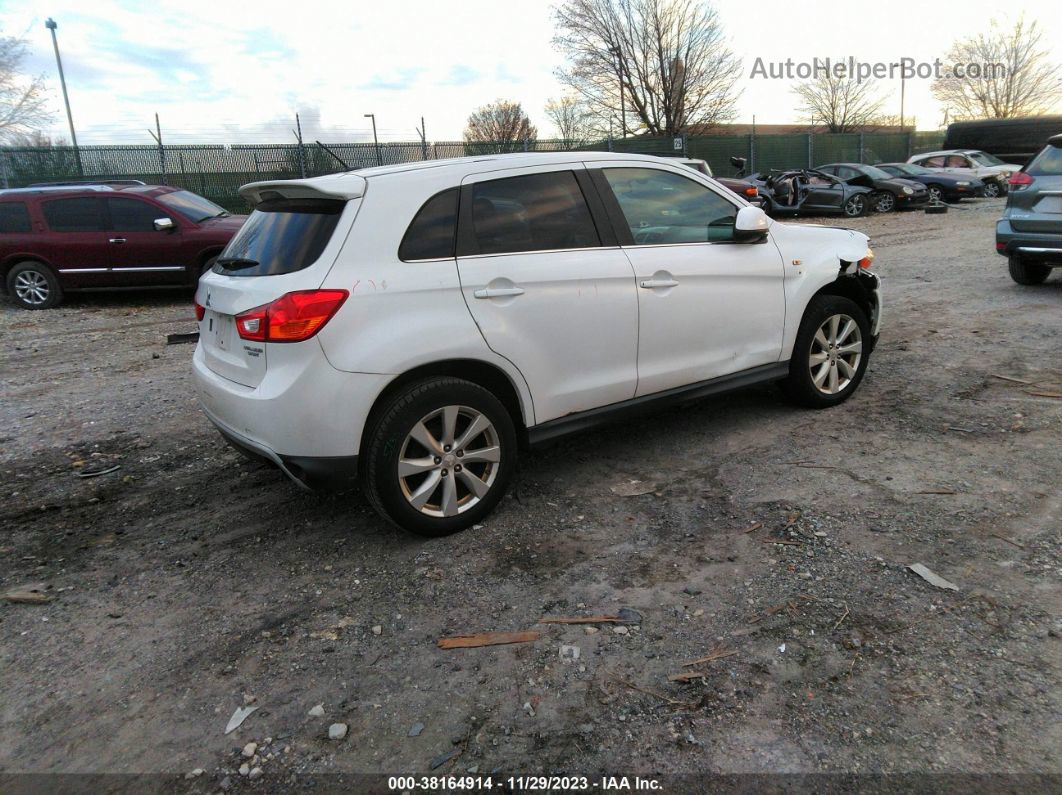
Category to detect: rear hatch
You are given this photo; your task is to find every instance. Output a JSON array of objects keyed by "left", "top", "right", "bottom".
[
  {"left": 196, "top": 177, "right": 363, "bottom": 387},
  {"left": 1008, "top": 142, "right": 1062, "bottom": 234}
]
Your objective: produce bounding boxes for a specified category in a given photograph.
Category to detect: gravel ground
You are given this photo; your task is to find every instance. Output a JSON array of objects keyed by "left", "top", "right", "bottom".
[{"left": 1, "top": 197, "right": 1060, "bottom": 791}]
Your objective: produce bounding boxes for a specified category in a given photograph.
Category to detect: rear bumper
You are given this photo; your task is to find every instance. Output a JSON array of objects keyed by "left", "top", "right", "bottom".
[{"left": 995, "top": 219, "right": 1062, "bottom": 263}]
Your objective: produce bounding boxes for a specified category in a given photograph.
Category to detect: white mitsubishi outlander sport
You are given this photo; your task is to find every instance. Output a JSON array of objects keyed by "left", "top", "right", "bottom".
[{"left": 193, "top": 152, "right": 882, "bottom": 536}]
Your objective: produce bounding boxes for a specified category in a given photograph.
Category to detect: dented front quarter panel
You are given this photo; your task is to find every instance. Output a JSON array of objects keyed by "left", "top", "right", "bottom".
[{"left": 768, "top": 219, "right": 878, "bottom": 358}]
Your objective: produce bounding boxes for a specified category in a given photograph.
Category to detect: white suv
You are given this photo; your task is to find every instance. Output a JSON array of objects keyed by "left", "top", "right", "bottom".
[
  {"left": 906, "top": 149, "right": 1021, "bottom": 197},
  {"left": 193, "top": 152, "right": 882, "bottom": 535}
]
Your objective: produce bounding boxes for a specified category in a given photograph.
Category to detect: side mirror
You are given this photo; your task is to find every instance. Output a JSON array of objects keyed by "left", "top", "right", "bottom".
[
  {"left": 733, "top": 205, "right": 769, "bottom": 243},
  {"left": 154, "top": 217, "right": 175, "bottom": 232}
]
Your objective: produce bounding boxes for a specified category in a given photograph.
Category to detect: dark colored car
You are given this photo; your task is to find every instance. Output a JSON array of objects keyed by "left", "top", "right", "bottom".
[
  {"left": 815, "top": 163, "right": 930, "bottom": 213},
  {"left": 745, "top": 168, "right": 873, "bottom": 218},
  {"left": 996, "top": 133, "right": 1062, "bottom": 285},
  {"left": 875, "top": 163, "right": 983, "bottom": 203},
  {"left": 944, "top": 116, "right": 1062, "bottom": 166},
  {"left": 674, "top": 157, "right": 763, "bottom": 205},
  {"left": 0, "top": 181, "right": 245, "bottom": 309}
]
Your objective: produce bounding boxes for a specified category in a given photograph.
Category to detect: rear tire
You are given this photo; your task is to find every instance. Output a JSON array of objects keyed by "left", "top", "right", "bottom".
[
  {"left": 362, "top": 377, "right": 518, "bottom": 536},
  {"left": 7, "top": 261, "right": 63, "bottom": 310},
  {"left": 782, "top": 295, "right": 871, "bottom": 409},
  {"left": 1008, "top": 256, "right": 1050, "bottom": 285}
]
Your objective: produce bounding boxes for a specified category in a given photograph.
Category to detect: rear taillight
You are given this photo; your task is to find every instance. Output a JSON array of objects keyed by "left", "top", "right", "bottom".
[
  {"left": 194, "top": 300, "right": 205, "bottom": 321},
  {"left": 235, "top": 290, "right": 348, "bottom": 343},
  {"left": 1008, "top": 172, "right": 1034, "bottom": 190},
  {"left": 744, "top": 186, "right": 759, "bottom": 198}
]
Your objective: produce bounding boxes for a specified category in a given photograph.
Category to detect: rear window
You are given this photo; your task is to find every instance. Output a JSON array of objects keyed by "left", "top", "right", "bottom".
[
  {"left": 0, "top": 202, "right": 31, "bottom": 233},
  {"left": 42, "top": 197, "right": 105, "bottom": 232},
  {"left": 1026, "top": 144, "right": 1062, "bottom": 176},
  {"left": 215, "top": 198, "right": 344, "bottom": 277},
  {"left": 399, "top": 188, "right": 458, "bottom": 261}
]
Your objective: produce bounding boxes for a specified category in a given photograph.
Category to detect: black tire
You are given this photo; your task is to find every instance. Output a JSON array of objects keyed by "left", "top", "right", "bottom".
[
  {"left": 362, "top": 377, "right": 518, "bottom": 536},
  {"left": 982, "top": 181, "right": 1001, "bottom": 198},
  {"left": 782, "top": 295, "right": 872, "bottom": 409},
  {"left": 927, "top": 184, "right": 944, "bottom": 203},
  {"left": 6, "top": 261, "right": 63, "bottom": 310},
  {"left": 1008, "top": 255, "right": 1050, "bottom": 285},
  {"left": 872, "top": 191, "right": 895, "bottom": 213},
  {"left": 842, "top": 194, "right": 867, "bottom": 217},
  {"left": 200, "top": 255, "right": 218, "bottom": 277}
]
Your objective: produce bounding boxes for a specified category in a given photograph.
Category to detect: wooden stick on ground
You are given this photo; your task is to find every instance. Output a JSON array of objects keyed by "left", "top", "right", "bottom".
[
  {"left": 437, "top": 631, "right": 539, "bottom": 649},
  {"left": 538, "top": 616, "right": 620, "bottom": 625}
]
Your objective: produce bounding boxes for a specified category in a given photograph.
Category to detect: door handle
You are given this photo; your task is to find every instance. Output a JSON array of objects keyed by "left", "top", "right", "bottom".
[
  {"left": 109, "top": 238, "right": 127, "bottom": 244},
  {"left": 473, "top": 286, "right": 525, "bottom": 299},
  {"left": 639, "top": 278, "right": 678, "bottom": 289}
]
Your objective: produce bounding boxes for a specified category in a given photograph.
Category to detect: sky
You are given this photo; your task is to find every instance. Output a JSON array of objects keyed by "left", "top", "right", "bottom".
[{"left": 2, "top": 0, "right": 1060, "bottom": 146}]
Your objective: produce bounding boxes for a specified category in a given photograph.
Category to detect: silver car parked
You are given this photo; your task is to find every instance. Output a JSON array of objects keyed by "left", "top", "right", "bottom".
[{"left": 996, "top": 134, "right": 1062, "bottom": 285}]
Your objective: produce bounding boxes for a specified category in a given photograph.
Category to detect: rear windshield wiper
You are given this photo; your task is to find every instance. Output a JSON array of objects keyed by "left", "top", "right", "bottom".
[{"left": 215, "top": 257, "right": 260, "bottom": 271}]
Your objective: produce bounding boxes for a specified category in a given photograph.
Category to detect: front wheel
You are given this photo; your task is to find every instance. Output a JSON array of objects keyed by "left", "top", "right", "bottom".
[
  {"left": 872, "top": 191, "right": 896, "bottom": 213},
  {"left": 842, "top": 194, "right": 867, "bottom": 217},
  {"left": 782, "top": 295, "right": 871, "bottom": 408},
  {"left": 1008, "top": 256, "right": 1050, "bottom": 285},
  {"left": 927, "top": 185, "right": 944, "bottom": 203},
  {"left": 7, "top": 261, "right": 63, "bottom": 310},
  {"left": 362, "top": 377, "right": 517, "bottom": 536},
  {"left": 983, "top": 181, "right": 1001, "bottom": 198}
]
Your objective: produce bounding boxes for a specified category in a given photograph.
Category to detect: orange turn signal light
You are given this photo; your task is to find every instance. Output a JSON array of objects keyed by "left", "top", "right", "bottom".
[{"left": 857, "top": 248, "right": 875, "bottom": 269}]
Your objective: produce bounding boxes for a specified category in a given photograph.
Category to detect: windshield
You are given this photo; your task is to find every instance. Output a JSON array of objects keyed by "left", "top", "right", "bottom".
[
  {"left": 900, "top": 164, "right": 932, "bottom": 175},
  {"left": 215, "top": 198, "right": 345, "bottom": 277},
  {"left": 861, "top": 166, "right": 892, "bottom": 180},
  {"left": 157, "top": 190, "right": 229, "bottom": 223},
  {"left": 969, "top": 151, "right": 1005, "bottom": 166}
]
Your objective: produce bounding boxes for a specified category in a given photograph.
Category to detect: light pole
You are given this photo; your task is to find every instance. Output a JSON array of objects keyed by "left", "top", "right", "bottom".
[
  {"left": 45, "top": 18, "right": 82, "bottom": 176},
  {"left": 364, "top": 113, "right": 381, "bottom": 166},
  {"left": 609, "top": 46, "right": 626, "bottom": 138}
]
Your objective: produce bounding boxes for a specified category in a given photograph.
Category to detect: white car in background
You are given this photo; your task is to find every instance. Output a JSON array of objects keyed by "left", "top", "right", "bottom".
[
  {"left": 906, "top": 149, "right": 1021, "bottom": 197},
  {"left": 192, "top": 152, "right": 882, "bottom": 536}
]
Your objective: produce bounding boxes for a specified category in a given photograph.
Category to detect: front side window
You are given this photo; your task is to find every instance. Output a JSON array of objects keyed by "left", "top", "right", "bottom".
[
  {"left": 156, "top": 190, "right": 228, "bottom": 223},
  {"left": 602, "top": 167, "right": 737, "bottom": 245},
  {"left": 921, "top": 156, "right": 946, "bottom": 168},
  {"left": 470, "top": 170, "right": 599, "bottom": 256},
  {"left": 399, "top": 188, "right": 458, "bottom": 260},
  {"left": 107, "top": 197, "right": 170, "bottom": 232},
  {"left": 0, "top": 202, "right": 31, "bottom": 233},
  {"left": 216, "top": 198, "right": 344, "bottom": 277},
  {"left": 42, "top": 197, "right": 105, "bottom": 232}
]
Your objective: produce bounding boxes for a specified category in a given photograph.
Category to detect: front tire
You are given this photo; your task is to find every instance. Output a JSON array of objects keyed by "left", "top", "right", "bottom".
[
  {"left": 7, "top": 261, "right": 63, "bottom": 310},
  {"left": 927, "top": 184, "right": 944, "bottom": 203},
  {"left": 872, "top": 191, "right": 896, "bottom": 213},
  {"left": 1008, "top": 256, "right": 1050, "bottom": 285},
  {"left": 782, "top": 295, "right": 871, "bottom": 408},
  {"left": 983, "top": 181, "right": 1001, "bottom": 198},
  {"left": 362, "top": 377, "right": 517, "bottom": 536},
  {"left": 843, "top": 194, "right": 867, "bottom": 217}
]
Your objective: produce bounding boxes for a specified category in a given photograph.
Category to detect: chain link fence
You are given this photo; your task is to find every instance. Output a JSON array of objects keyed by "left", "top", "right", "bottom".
[{"left": 0, "top": 132, "right": 945, "bottom": 211}]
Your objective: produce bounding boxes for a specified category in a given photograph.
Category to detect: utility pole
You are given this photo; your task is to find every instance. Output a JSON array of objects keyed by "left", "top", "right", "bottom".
[
  {"left": 416, "top": 116, "right": 428, "bottom": 160},
  {"left": 364, "top": 113, "right": 381, "bottom": 166},
  {"left": 292, "top": 112, "right": 307, "bottom": 177},
  {"left": 45, "top": 18, "right": 82, "bottom": 176},
  {"left": 148, "top": 113, "right": 165, "bottom": 179}
]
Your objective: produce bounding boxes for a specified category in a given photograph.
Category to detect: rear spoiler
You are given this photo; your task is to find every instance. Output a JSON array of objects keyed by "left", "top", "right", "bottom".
[{"left": 239, "top": 175, "right": 367, "bottom": 206}]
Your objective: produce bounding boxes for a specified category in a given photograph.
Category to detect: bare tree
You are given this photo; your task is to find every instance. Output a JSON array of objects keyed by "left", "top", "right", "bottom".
[
  {"left": 544, "top": 96, "right": 593, "bottom": 142},
  {"left": 553, "top": 0, "right": 741, "bottom": 137},
  {"left": 932, "top": 16, "right": 1062, "bottom": 119},
  {"left": 0, "top": 33, "right": 52, "bottom": 141},
  {"left": 463, "top": 100, "right": 537, "bottom": 153},
  {"left": 792, "top": 72, "right": 888, "bottom": 133}
]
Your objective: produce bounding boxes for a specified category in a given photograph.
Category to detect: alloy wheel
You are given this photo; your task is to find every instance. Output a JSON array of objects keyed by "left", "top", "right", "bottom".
[
  {"left": 843, "top": 196, "right": 865, "bottom": 217},
  {"left": 928, "top": 186, "right": 943, "bottom": 203},
  {"left": 983, "top": 182, "right": 1001, "bottom": 198},
  {"left": 13, "top": 270, "right": 50, "bottom": 306},
  {"left": 808, "top": 314, "right": 863, "bottom": 395},
  {"left": 398, "top": 405, "right": 500, "bottom": 518},
  {"left": 875, "top": 192, "right": 895, "bottom": 212}
]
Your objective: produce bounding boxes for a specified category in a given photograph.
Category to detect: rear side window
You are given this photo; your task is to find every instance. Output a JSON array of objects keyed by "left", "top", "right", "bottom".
[
  {"left": 602, "top": 167, "right": 737, "bottom": 244},
  {"left": 470, "top": 171, "right": 599, "bottom": 256},
  {"left": 945, "top": 155, "right": 969, "bottom": 168},
  {"left": 0, "top": 202, "right": 31, "bottom": 233},
  {"left": 42, "top": 197, "right": 105, "bottom": 232},
  {"left": 1026, "top": 145, "right": 1062, "bottom": 176},
  {"left": 399, "top": 188, "right": 458, "bottom": 260},
  {"left": 921, "top": 156, "right": 946, "bottom": 168},
  {"left": 107, "top": 197, "right": 169, "bottom": 232},
  {"left": 216, "top": 198, "right": 344, "bottom": 277}
]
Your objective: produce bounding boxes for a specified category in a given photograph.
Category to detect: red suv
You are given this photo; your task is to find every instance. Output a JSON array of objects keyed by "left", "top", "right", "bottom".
[{"left": 0, "top": 181, "right": 245, "bottom": 309}]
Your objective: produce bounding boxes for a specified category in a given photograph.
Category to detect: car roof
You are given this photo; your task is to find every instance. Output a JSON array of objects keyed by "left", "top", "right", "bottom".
[
  {"left": 239, "top": 151, "right": 697, "bottom": 203},
  {"left": 911, "top": 150, "right": 980, "bottom": 158},
  {"left": 0, "top": 183, "right": 178, "bottom": 199}
]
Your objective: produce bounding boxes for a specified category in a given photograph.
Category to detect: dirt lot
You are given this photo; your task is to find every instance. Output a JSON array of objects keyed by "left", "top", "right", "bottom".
[{"left": 1, "top": 198, "right": 1059, "bottom": 791}]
